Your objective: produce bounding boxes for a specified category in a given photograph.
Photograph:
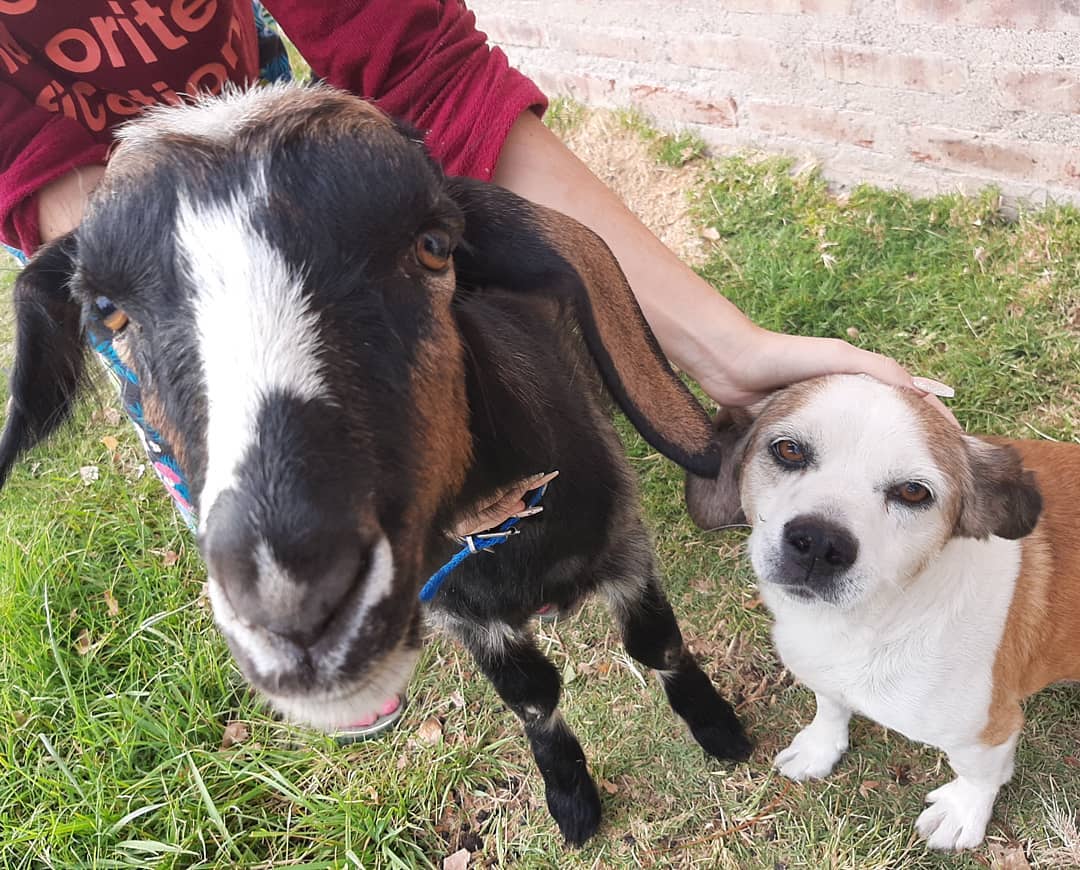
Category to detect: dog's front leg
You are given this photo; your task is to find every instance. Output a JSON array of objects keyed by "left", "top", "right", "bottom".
[
  {"left": 774, "top": 692, "right": 851, "bottom": 780},
  {"left": 915, "top": 731, "right": 1019, "bottom": 850}
]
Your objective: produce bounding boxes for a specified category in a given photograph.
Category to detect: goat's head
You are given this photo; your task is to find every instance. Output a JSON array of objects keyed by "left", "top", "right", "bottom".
[{"left": 1, "top": 84, "right": 720, "bottom": 731}]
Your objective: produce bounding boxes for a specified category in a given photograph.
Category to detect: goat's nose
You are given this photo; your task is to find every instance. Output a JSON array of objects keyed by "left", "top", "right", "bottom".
[
  {"left": 782, "top": 516, "right": 858, "bottom": 573},
  {"left": 202, "top": 490, "right": 366, "bottom": 645}
]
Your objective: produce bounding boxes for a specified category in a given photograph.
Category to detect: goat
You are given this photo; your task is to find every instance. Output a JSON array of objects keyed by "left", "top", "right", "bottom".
[{"left": 0, "top": 83, "right": 751, "bottom": 844}]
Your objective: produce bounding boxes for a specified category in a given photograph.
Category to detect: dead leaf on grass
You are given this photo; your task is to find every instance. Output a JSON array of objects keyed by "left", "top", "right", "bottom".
[
  {"left": 101, "top": 435, "right": 119, "bottom": 451},
  {"left": 858, "top": 780, "right": 880, "bottom": 797},
  {"left": 987, "top": 841, "right": 1032, "bottom": 870},
  {"left": 220, "top": 720, "right": 249, "bottom": 750},
  {"left": 598, "top": 777, "right": 619, "bottom": 795},
  {"left": 103, "top": 588, "right": 120, "bottom": 617},
  {"left": 443, "top": 848, "right": 470, "bottom": 870},
  {"left": 103, "top": 408, "right": 123, "bottom": 426},
  {"left": 417, "top": 717, "right": 443, "bottom": 745},
  {"left": 75, "top": 629, "right": 92, "bottom": 655}
]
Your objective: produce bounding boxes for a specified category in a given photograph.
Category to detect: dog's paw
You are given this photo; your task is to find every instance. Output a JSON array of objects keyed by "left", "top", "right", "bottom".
[
  {"left": 773, "top": 725, "right": 847, "bottom": 781},
  {"left": 915, "top": 778, "right": 995, "bottom": 850}
]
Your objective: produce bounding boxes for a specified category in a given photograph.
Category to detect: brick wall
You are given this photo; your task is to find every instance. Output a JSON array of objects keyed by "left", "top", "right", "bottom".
[{"left": 468, "top": 0, "right": 1080, "bottom": 208}]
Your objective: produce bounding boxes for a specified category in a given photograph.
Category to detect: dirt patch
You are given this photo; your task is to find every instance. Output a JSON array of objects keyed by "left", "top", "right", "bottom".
[{"left": 558, "top": 110, "right": 708, "bottom": 267}]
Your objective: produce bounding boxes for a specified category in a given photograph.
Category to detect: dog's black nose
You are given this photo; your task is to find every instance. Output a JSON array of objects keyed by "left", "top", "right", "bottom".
[{"left": 782, "top": 516, "right": 858, "bottom": 574}]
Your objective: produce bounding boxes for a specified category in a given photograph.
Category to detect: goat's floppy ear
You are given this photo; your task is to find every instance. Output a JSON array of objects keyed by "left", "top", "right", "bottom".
[
  {"left": 955, "top": 437, "right": 1042, "bottom": 540},
  {"left": 0, "top": 233, "right": 84, "bottom": 489},
  {"left": 447, "top": 178, "right": 718, "bottom": 476},
  {"left": 684, "top": 407, "right": 755, "bottom": 530}
]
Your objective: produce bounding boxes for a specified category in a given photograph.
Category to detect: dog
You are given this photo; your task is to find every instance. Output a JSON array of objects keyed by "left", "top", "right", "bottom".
[{"left": 685, "top": 373, "right": 1079, "bottom": 850}]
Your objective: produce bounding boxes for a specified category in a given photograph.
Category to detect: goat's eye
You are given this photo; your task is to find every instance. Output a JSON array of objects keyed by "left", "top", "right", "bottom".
[
  {"left": 770, "top": 438, "right": 808, "bottom": 468},
  {"left": 889, "top": 481, "right": 934, "bottom": 507},
  {"left": 416, "top": 229, "right": 452, "bottom": 271}
]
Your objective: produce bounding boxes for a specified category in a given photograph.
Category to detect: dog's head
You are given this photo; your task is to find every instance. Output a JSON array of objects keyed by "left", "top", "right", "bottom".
[
  {"left": 686, "top": 375, "right": 1042, "bottom": 610},
  {"left": 1, "top": 84, "right": 719, "bottom": 731}
]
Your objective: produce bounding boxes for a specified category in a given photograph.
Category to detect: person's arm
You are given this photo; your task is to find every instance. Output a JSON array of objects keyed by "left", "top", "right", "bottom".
[
  {"left": 35, "top": 164, "right": 105, "bottom": 245},
  {"left": 492, "top": 111, "right": 943, "bottom": 411},
  {"left": 0, "top": 81, "right": 109, "bottom": 253}
]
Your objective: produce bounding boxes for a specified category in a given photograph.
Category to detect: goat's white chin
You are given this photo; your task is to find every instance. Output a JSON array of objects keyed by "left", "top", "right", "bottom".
[{"left": 263, "top": 642, "right": 419, "bottom": 732}]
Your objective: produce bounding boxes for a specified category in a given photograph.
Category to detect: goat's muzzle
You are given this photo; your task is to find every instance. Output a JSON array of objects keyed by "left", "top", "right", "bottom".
[
  {"left": 202, "top": 487, "right": 373, "bottom": 646},
  {"left": 199, "top": 482, "right": 418, "bottom": 721}
]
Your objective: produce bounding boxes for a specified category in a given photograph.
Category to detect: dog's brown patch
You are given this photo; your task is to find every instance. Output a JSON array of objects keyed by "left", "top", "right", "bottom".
[{"left": 980, "top": 439, "right": 1080, "bottom": 745}]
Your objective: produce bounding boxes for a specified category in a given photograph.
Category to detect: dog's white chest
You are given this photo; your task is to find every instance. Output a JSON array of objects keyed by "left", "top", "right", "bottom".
[{"left": 765, "top": 535, "right": 1022, "bottom": 748}]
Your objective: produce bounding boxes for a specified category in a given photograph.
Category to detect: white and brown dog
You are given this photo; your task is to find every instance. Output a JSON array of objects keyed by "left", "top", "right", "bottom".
[{"left": 685, "top": 374, "right": 1080, "bottom": 850}]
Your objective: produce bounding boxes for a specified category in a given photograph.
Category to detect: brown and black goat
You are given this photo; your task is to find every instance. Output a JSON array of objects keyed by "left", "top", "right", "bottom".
[{"left": 0, "top": 84, "right": 750, "bottom": 844}]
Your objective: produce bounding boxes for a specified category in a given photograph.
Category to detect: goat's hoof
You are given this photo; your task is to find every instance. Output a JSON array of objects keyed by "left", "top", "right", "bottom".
[
  {"left": 690, "top": 712, "right": 754, "bottom": 762},
  {"left": 547, "top": 777, "right": 602, "bottom": 846}
]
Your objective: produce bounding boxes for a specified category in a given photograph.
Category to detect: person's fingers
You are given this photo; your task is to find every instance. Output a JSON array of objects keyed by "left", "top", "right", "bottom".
[
  {"left": 921, "top": 392, "right": 960, "bottom": 427},
  {"left": 819, "top": 340, "right": 912, "bottom": 389},
  {"left": 831, "top": 345, "right": 961, "bottom": 428},
  {"left": 737, "top": 334, "right": 962, "bottom": 428}
]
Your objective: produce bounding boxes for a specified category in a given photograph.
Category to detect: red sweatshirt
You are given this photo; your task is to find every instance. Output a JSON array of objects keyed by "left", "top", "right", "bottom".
[{"left": 0, "top": 1, "right": 546, "bottom": 254}]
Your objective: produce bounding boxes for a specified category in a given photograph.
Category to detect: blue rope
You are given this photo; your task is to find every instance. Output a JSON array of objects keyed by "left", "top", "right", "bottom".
[{"left": 418, "top": 483, "right": 548, "bottom": 603}]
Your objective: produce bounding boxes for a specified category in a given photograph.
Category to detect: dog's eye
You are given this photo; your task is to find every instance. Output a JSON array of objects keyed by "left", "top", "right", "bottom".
[
  {"left": 890, "top": 481, "right": 934, "bottom": 507},
  {"left": 770, "top": 438, "right": 808, "bottom": 467},
  {"left": 416, "top": 229, "right": 452, "bottom": 271}
]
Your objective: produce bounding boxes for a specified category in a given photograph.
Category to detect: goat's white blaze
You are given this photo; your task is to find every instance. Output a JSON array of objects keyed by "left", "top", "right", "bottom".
[{"left": 175, "top": 174, "right": 328, "bottom": 532}]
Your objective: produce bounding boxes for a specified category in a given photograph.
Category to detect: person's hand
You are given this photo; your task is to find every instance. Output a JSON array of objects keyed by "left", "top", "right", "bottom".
[
  {"left": 452, "top": 471, "right": 559, "bottom": 538},
  {"left": 693, "top": 323, "right": 959, "bottom": 426}
]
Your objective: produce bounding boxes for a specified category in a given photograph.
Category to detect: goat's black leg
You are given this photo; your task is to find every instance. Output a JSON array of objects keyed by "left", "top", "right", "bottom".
[
  {"left": 463, "top": 627, "right": 602, "bottom": 845},
  {"left": 607, "top": 574, "right": 753, "bottom": 761}
]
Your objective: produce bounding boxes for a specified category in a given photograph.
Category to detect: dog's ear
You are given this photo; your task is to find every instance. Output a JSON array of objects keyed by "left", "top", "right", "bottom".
[
  {"left": 446, "top": 177, "right": 718, "bottom": 476},
  {"left": 684, "top": 407, "right": 755, "bottom": 530},
  {"left": 0, "top": 233, "right": 85, "bottom": 489},
  {"left": 955, "top": 437, "right": 1042, "bottom": 540}
]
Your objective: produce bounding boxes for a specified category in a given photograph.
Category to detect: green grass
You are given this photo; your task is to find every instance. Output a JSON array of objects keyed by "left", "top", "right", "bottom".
[
  {"left": 1, "top": 113, "right": 1078, "bottom": 868},
  {"left": 616, "top": 108, "right": 709, "bottom": 168}
]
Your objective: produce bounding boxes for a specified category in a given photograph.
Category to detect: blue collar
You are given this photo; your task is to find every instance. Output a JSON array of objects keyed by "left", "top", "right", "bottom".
[{"left": 418, "top": 483, "right": 548, "bottom": 603}]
